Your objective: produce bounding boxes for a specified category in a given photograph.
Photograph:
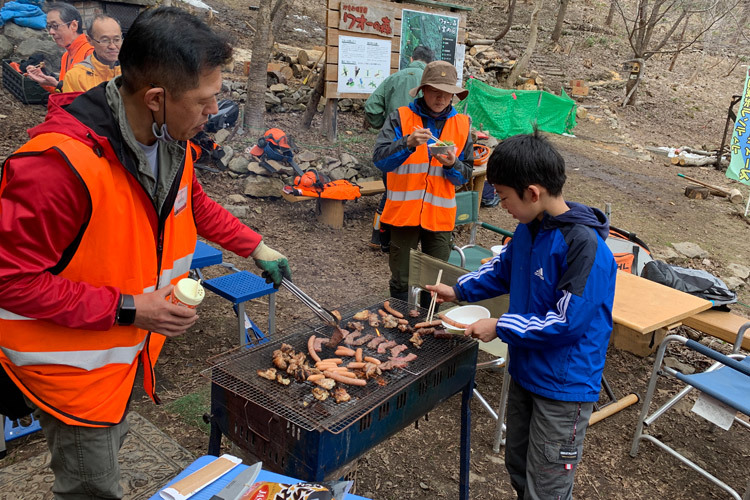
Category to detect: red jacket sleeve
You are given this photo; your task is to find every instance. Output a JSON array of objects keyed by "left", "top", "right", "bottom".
[
  {"left": 191, "top": 175, "right": 262, "bottom": 258},
  {"left": 0, "top": 152, "right": 120, "bottom": 330}
]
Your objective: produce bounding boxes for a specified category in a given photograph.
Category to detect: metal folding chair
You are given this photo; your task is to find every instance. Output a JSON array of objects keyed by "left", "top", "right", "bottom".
[
  {"left": 449, "top": 191, "right": 513, "bottom": 270},
  {"left": 630, "top": 322, "right": 750, "bottom": 500}
]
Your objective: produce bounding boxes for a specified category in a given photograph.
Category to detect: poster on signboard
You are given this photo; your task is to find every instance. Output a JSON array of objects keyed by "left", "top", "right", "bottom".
[
  {"left": 337, "top": 35, "right": 392, "bottom": 94},
  {"left": 400, "top": 9, "right": 459, "bottom": 76},
  {"left": 726, "top": 69, "right": 750, "bottom": 187}
]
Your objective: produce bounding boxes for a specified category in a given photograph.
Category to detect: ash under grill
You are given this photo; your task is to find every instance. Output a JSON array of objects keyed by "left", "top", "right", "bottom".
[{"left": 204, "top": 296, "right": 474, "bottom": 434}]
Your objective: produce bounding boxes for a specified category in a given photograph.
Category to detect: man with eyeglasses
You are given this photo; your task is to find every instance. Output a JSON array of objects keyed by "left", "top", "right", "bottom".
[
  {"left": 62, "top": 14, "right": 122, "bottom": 93},
  {"left": 26, "top": 2, "right": 93, "bottom": 92}
]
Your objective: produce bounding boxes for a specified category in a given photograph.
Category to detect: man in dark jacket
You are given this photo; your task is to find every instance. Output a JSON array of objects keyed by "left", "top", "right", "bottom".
[{"left": 427, "top": 132, "right": 617, "bottom": 500}]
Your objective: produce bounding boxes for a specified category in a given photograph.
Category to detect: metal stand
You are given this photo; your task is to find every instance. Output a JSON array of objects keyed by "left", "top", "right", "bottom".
[{"left": 459, "top": 374, "right": 474, "bottom": 500}]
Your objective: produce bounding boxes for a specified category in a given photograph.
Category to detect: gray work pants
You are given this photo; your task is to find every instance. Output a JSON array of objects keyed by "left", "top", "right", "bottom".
[
  {"left": 27, "top": 398, "right": 129, "bottom": 499},
  {"left": 505, "top": 379, "right": 594, "bottom": 500}
]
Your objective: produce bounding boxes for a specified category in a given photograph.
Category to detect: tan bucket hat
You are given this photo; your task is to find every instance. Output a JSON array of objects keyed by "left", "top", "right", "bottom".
[{"left": 409, "top": 60, "right": 469, "bottom": 100}]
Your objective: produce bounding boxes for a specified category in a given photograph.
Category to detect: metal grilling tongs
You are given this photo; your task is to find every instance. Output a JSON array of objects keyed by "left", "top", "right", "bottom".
[{"left": 281, "top": 278, "right": 339, "bottom": 327}]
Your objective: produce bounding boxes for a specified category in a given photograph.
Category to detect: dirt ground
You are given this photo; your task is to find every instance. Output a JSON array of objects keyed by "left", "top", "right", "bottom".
[{"left": 2, "top": 0, "right": 750, "bottom": 499}]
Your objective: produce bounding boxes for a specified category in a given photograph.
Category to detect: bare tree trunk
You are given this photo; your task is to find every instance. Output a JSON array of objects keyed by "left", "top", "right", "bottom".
[
  {"left": 302, "top": 69, "right": 325, "bottom": 129},
  {"left": 494, "top": 0, "right": 517, "bottom": 42},
  {"left": 623, "top": 58, "right": 644, "bottom": 106},
  {"left": 551, "top": 0, "right": 570, "bottom": 43},
  {"left": 668, "top": 15, "right": 689, "bottom": 72},
  {"left": 502, "top": 0, "right": 544, "bottom": 87},
  {"left": 605, "top": 0, "right": 615, "bottom": 26},
  {"left": 244, "top": 0, "right": 272, "bottom": 133}
]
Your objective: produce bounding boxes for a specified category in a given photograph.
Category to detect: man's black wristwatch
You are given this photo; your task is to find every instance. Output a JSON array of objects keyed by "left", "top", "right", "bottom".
[{"left": 116, "top": 294, "right": 136, "bottom": 326}]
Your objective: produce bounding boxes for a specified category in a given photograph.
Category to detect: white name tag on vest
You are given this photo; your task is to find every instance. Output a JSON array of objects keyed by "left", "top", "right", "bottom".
[{"left": 174, "top": 186, "right": 188, "bottom": 216}]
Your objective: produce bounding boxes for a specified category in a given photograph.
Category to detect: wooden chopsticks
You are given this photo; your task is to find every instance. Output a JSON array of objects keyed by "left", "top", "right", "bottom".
[{"left": 426, "top": 269, "right": 443, "bottom": 323}]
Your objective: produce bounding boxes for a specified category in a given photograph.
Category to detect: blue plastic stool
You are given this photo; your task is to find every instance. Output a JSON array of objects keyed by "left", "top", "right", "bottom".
[{"left": 202, "top": 271, "right": 277, "bottom": 346}]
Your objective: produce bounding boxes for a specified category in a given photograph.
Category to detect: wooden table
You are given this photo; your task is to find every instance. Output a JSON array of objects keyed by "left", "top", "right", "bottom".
[{"left": 611, "top": 271, "right": 712, "bottom": 355}]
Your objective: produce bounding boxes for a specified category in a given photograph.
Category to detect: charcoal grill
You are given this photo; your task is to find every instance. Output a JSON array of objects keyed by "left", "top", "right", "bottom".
[{"left": 204, "top": 296, "right": 478, "bottom": 499}]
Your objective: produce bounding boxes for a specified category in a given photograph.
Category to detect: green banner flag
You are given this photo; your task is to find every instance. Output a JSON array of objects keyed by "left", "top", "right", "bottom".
[{"left": 726, "top": 69, "right": 750, "bottom": 186}]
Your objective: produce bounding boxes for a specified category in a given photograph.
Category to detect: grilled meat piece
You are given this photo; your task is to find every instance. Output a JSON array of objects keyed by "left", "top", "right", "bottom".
[
  {"left": 377, "top": 340, "right": 398, "bottom": 354},
  {"left": 333, "top": 386, "right": 351, "bottom": 404},
  {"left": 367, "top": 336, "right": 387, "bottom": 349},
  {"left": 349, "top": 333, "right": 374, "bottom": 346},
  {"left": 382, "top": 314, "right": 399, "bottom": 329},
  {"left": 272, "top": 350, "right": 289, "bottom": 370},
  {"left": 314, "top": 377, "right": 336, "bottom": 390},
  {"left": 353, "top": 309, "right": 370, "bottom": 321},
  {"left": 312, "top": 337, "right": 328, "bottom": 352},
  {"left": 408, "top": 308, "right": 421, "bottom": 318},
  {"left": 390, "top": 344, "right": 409, "bottom": 357},
  {"left": 381, "top": 353, "right": 418, "bottom": 371},
  {"left": 311, "top": 387, "right": 329, "bottom": 401},
  {"left": 346, "top": 321, "right": 365, "bottom": 332},
  {"left": 363, "top": 362, "right": 381, "bottom": 379},
  {"left": 257, "top": 367, "right": 277, "bottom": 380},
  {"left": 409, "top": 331, "right": 424, "bottom": 348},
  {"left": 343, "top": 330, "right": 362, "bottom": 345},
  {"left": 367, "top": 313, "right": 380, "bottom": 327},
  {"left": 327, "top": 326, "right": 349, "bottom": 348},
  {"left": 276, "top": 373, "right": 291, "bottom": 385}
]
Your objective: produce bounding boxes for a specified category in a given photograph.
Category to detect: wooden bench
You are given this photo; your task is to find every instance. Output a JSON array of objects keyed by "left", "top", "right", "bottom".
[
  {"left": 682, "top": 309, "right": 750, "bottom": 351},
  {"left": 281, "top": 180, "right": 385, "bottom": 229}
]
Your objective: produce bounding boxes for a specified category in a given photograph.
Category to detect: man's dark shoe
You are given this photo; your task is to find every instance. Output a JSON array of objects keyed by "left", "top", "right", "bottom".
[{"left": 481, "top": 194, "right": 501, "bottom": 208}]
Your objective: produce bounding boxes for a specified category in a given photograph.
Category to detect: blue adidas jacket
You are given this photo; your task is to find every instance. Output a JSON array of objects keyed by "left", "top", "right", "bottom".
[{"left": 454, "top": 202, "right": 617, "bottom": 402}]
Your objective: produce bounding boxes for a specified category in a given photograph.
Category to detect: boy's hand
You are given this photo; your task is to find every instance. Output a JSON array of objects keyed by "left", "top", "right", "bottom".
[
  {"left": 424, "top": 283, "right": 456, "bottom": 303},
  {"left": 433, "top": 148, "right": 457, "bottom": 167},
  {"left": 464, "top": 318, "right": 499, "bottom": 343}
]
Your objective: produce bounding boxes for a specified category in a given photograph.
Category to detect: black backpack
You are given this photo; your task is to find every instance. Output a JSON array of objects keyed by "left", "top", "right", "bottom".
[
  {"left": 205, "top": 99, "right": 239, "bottom": 133},
  {"left": 642, "top": 260, "right": 737, "bottom": 308}
]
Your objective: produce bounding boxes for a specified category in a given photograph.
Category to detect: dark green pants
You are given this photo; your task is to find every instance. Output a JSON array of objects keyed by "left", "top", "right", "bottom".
[
  {"left": 388, "top": 225, "right": 451, "bottom": 298},
  {"left": 27, "top": 397, "right": 129, "bottom": 499}
]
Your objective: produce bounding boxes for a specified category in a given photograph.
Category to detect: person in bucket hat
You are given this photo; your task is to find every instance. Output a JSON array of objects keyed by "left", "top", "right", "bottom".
[{"left": 372, "top": 60, "right": 473, "bottom": 306}]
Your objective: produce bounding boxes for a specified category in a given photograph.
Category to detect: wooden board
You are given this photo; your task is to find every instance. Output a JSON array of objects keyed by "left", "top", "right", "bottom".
[
  {"left": 612, "top": 271, "right": 712, "bottom": 334},
  {"left": 682, "top": 310, "right": 750, "bottom": 350}
]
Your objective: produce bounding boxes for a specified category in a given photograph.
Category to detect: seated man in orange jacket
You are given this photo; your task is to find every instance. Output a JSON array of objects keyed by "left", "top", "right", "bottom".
[
  {"left": 25, "top": 2, "right": 93, "bottom": 92},
  {"left": 61, "top": 14, "right": 122, "bottom": 93}
]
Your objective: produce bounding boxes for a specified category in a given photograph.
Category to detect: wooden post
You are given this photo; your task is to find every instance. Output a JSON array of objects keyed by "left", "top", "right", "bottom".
[{"left": 322, "top": 98, "right": 338, "bottom": 142}]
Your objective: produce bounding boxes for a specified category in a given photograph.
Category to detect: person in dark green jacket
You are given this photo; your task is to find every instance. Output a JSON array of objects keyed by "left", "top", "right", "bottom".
[{"left": 364, "top": 46, "right": 434, "bottom": 251}]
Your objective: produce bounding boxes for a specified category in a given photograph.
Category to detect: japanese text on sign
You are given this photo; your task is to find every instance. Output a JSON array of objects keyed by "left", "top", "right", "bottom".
[
  {"left": 339, "top": 4, "right": 394, "bottom": 37},
  {"left": 726, "top": 69, "right": 750, "bottom": 186}
]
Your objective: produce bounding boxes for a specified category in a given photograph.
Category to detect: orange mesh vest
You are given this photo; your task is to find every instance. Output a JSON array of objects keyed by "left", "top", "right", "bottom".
[
  {"left": 0, "top": 133, "right": 197, "bottom": 427},
  {"left": 380, "top": 108, "right": 470, "bottom": 231}
]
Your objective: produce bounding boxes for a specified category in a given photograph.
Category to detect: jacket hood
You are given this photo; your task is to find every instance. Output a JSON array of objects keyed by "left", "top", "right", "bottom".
[
  {"left": 27, "top": 84, "right": 132, "bottom": 175},
  {"left": 544, "top": 201, "right": 609, "bottom": 240}
]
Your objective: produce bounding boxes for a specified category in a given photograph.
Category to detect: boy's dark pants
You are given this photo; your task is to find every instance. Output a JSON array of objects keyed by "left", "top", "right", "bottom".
[{"left": 505, "top": 379, "right": 594, "bottom": 500}]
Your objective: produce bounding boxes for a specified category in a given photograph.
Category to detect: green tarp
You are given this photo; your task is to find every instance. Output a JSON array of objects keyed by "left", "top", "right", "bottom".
[{"left": 456, "top": 78, "right": 577, "bottom": 139}]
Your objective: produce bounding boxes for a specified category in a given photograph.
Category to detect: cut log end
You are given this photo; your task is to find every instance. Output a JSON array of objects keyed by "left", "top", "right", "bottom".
[{"left": 684, "top": 186, "right": 710, "bottom": 200}]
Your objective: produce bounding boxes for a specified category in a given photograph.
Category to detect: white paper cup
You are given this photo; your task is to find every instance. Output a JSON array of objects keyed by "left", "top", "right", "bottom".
[
  {"left": 491, "top": 245, "right": 505, "bottom": 256},
  {"left": 170, "top": 278, "right": 205, "bottom": 309}
]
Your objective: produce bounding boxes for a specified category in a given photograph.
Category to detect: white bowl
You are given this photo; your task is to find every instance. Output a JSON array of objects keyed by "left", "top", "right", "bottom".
[
  {"left": 428, "top": 144, "right": 454, "bottom": 156},
  {"left": 442, "top": 305, "right": 491, "bottom": 331},
  {"left": 491, "top": 244, "right": 504, "bottom": 256}
]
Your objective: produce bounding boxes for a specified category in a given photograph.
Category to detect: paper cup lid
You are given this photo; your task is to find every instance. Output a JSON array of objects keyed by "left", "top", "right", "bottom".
[{"left": 174, "top": 278, "right": 205, "bottom": 306}]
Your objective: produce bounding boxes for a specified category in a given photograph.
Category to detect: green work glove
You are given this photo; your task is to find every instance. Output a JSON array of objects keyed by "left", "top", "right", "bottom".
[{"left": 251, "top": 241, "right": 291, "bottom": 287}]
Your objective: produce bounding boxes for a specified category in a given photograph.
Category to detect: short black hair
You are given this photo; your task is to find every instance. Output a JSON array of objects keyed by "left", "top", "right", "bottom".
[
  {"left": 412, "top": 46, "right": 435, "bottom": 64},
  {"left": 46, "top": 2, "right": 84, "bottom": 34},
  {"left": 487, "top": 130, "right": 566, "bottom": 199},
  {"left": 119, "top": 7, "right": 232, "bottom": 96}
]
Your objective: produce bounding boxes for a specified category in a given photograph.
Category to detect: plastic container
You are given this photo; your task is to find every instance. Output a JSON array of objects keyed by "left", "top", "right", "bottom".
[
  {"left": 170, "top": 278, "right": 205, "bottom": 308},
  {"left": 473, "top": 144, "right": 491, "bottom": 166},
  {"left": 2, "top": 60, "right": 48, "bottom": 105}
]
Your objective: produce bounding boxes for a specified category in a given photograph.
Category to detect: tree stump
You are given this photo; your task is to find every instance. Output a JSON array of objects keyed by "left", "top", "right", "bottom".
[{"left": 685, "top": 186, "right": 710, "bottom": 199}]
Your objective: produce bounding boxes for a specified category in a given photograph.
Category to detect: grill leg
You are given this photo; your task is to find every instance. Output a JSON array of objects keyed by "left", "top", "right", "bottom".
[
  {"left": 208, "top": 417, "right": 222, "bottom": 456},
  {"left": 459, "top": 375, "right": 474, "bottom": 500}
]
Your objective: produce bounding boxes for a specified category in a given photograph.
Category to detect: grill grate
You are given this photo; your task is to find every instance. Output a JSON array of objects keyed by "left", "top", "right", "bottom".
[{"left": 203, "top": 296, "right": 474, "bottom": 434}]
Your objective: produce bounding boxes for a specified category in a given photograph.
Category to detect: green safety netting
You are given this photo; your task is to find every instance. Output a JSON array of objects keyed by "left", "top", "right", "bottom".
[{"left": 456, "top": 78, "right": 577, "bottom": 139}]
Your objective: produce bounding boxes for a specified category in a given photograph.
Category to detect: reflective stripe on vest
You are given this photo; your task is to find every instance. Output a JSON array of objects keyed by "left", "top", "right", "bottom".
[
  {"left": 0, "top": 132, "right": 197, "bottom": 427},
  {"left": 380, "top": 108, "right": 470, "bottom": 231}
]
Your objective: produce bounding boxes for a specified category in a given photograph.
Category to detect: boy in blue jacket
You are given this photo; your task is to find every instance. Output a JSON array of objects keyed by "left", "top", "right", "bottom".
[{"left": 427, "top": 132, "right": 617, "bottom": 500}]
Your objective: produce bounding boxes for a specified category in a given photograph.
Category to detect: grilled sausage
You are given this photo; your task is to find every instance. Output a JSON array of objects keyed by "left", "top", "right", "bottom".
[
  {"left": 438, "top": 314, "right": 469, "bottom": 329},
  {"left": 307, "top": 335, "right": 321, "bottom": 363},
  {"left": 355, "top": 348, "right": 363, "bottom": 362},
  {"left": 307, "top": 373, "right": 325, "bottom": 382},
  {"left": 347, "top": 361, "right": 366, "bottom": 369},
  {"left": 323, "top": 370, "right": 367, "bottom": 386},
  {"left": 335, "top": 346, "right": 356, "bottom": 357},
  {"left": 414, "top": 319, "right": 443, "bottom": 329},
  {"left": 364, "top": 356, "right": 381, "bottom": 365},
  {"left": 382, "top": 300, "right": 405, "bottom": 319}
]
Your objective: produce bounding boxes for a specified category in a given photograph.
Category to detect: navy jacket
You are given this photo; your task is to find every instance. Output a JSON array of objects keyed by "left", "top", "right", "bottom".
[{"left": 454, "top": 202, "right": 617, "bottom": 402}]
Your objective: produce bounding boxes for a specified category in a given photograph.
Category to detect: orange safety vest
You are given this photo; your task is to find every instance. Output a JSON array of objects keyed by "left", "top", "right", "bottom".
[
  {"left": 380, "top": 108, "right": 470, "bottom": 231},
  {"left": 0, "top": 133, "right": 197, "bottom": 427},
  {"left": 42, "top": 34, "right": 94, "bottom": 93}
]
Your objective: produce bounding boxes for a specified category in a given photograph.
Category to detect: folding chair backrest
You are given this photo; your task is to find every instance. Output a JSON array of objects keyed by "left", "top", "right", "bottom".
[{"left": 454, "top": 191, "right": 479, "bottom": 228}]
